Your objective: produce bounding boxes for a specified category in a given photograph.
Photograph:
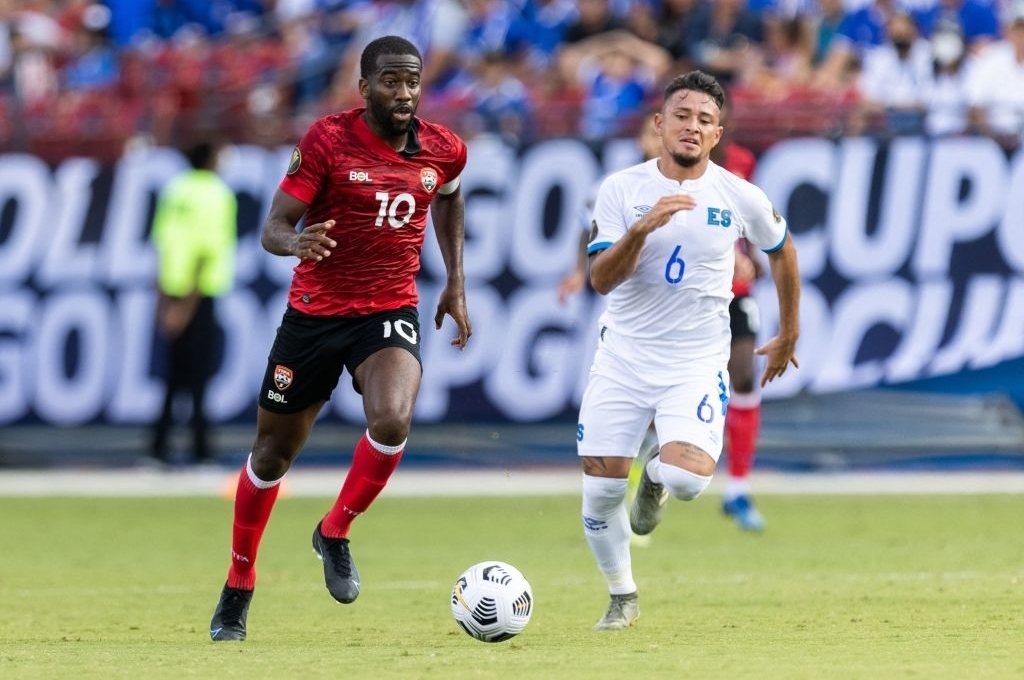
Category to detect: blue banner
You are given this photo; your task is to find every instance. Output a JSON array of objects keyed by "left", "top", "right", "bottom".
[{"left": 0, "top": 135, "right": 1021, "bottom": 426}]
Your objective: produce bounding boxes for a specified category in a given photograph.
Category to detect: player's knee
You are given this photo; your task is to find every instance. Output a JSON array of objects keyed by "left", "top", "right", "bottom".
[
  {"left": 658, "top": 465, "right": 712, "bottom": 501},
  {"left": 581, "top": 475, "right": 628, "bottom": 519},
  {"left": 366, "top": 414, "right": 411, "bottom": 446},
  {"left": 731, "top": 377, "right": 756, "bottom": 395}
]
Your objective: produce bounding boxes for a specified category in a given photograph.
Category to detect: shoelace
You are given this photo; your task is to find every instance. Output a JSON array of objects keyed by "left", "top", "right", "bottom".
[
  {"left": 221, "top": 590, "right": 249, "bottom": 619},
  {"left": 607, "top": 597, "right": 635, "bottom": 618},
  {"left": 323, "top": 537, "right": 353, "bottom": 578}
]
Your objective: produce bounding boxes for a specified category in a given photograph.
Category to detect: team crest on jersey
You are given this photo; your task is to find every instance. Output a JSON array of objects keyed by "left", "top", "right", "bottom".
[
  {"left": 273, "top": 365, "right": 294, "bottom": 391},
  {"left": 287, "top": 147, "right": 301, "bottom": 175},
  {"left": 633, "top": 205, "right": 652, "bottom": 218},
  {"left": 420, "top": 167, "right": 438, "bottom": 193}
]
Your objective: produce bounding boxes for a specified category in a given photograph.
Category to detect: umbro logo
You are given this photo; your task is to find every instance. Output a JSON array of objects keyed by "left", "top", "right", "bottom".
[
  {"left": 632, "top": 204, "right": 652, "bottom": 218},
  {"left": 349, "top": 170, "right": 373, "bottom": 182}
]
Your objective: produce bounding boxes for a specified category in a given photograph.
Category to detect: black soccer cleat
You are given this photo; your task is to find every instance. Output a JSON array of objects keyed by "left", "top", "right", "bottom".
[
  {"left": 312, "top": 521, "right": 361, "bottom": 604},
  {"left": 209, "top": 584, "right": 253, "bottom": 641}
]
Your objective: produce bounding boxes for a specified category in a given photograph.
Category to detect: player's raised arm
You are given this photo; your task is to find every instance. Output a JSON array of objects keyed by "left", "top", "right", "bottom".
[
  {"left": 756, "top": 234, "right": 801, "bottom": 386},
  {"left": 260, "top": 188, "right": 336, "bottom": 261},
  {"left": 589, "top": 193, "right": 697, "bottom": 295},
  {"left": 430, "top": 181, "right": 472, "bottom": 349}
]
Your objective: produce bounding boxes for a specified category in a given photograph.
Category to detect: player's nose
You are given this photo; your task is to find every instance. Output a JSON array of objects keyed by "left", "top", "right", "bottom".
[{"left": 395, "top": 83, "right": 414, "bottom": 101}]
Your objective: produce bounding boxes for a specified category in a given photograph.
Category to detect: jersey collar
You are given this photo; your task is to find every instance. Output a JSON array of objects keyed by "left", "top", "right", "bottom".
[
  {"left": 354, "top": 110, "right": 422, "bottom": 158},
  {"left": 646, "top": 157, "right": 712, "bottom": 191}
]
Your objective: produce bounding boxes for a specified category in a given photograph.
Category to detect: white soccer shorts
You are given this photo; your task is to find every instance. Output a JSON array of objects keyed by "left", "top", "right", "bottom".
[{"left": 576, "top": 350, "right": 729, "bottom": 462}]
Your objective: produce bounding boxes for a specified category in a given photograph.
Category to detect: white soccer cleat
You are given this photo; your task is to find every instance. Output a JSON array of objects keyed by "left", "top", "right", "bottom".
[{"left": 593, "top": 592, "right": 639, "bottom": 631}]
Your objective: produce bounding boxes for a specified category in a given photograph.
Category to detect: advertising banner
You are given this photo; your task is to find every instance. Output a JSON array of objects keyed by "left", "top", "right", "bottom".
[{"left": 1, "top": 135, "right": 1021, "bottom": 426}]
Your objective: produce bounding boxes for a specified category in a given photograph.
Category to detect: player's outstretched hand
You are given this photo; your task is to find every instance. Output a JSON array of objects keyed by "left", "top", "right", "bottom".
[
  {"left": 755, "top": 335, "right": 799, "bottom": 387},
  {"left": 293, "top": 220, "right": 337, "bottom": 261},
  {"left": 434, "top": 285, "right": 472, "bottom": 350},
  {"left": 557, "top": 270, "right": 585, "bottom": 305}
]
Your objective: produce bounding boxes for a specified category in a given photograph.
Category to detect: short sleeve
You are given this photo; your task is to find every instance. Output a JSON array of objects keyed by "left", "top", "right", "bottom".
[
  {"left": 736, "top": 183, "right": 788, "bottom": 253},
  {"left": 588, "top": 175, "right": 626, "bottom": 255},
  {"left": 279, "top": 119, "right": 330, "bottom": 204},
  {"left": 442, "top": 133, "right": 469, "bottom": 185}
]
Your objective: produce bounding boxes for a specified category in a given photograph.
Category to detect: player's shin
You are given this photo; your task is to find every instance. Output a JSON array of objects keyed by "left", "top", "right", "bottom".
[
  {"left": 227, "top": 454, "right": 283, "bottom": 590},
  {"left": 581, "top": 475, "right": 636, "bottom": 594},
  {"left": 321, "top": 431, "right": 404, "bottom": 538},
  {"left": 725, "top": 393, "right": 761, "bottom": 482}
]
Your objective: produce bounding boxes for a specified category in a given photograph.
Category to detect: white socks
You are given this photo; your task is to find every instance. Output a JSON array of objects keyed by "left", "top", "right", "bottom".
[{"left": 581, "top": 474, "right": 636, "bottom": 595}]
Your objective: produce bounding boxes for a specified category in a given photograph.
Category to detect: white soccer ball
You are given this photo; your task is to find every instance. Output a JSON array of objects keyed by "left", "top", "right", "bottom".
[{"left": 450, "top": 560, "right": 533, "bottom": 643}]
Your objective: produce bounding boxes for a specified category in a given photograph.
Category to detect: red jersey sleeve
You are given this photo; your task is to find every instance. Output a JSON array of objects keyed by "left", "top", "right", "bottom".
[
  {"left": 431, "top": 124, "right": 468, "bottom": 187},
  {"left": 279, "top": 119, "right": 331, "bottom": 204}
]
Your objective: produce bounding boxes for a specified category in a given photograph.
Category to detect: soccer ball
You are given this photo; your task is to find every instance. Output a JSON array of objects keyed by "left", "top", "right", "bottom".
[{"left": 450, "top": 561, "right": 533, "bottom": 643}]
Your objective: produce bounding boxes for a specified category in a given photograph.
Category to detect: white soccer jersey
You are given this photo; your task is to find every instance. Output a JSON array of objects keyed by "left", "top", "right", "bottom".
[{"left": 587, "top": 158, "right": 787, "bottom": 380}]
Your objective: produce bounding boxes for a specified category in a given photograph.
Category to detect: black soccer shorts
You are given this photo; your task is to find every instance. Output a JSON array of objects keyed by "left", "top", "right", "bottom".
[
  {"left": 258, "top": 305, "right": 422, "bottom": 413},
  {"left": 729, "top": 294, "right": 760, "bottom": 341}
]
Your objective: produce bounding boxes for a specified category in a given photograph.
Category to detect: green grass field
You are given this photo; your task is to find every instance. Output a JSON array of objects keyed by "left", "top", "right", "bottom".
[{"left": 1, "top": 491, "right": 1022, "bottom": 680}]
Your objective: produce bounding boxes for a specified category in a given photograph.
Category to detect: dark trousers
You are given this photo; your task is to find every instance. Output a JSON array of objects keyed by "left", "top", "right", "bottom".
[{"left": 151, "top": 296, "right": 218, "bottom": 462}]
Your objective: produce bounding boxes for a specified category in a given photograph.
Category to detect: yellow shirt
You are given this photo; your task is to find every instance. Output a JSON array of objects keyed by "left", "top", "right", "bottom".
[{"left": 151, "top": 169, "right": 237, "bottom": 297}]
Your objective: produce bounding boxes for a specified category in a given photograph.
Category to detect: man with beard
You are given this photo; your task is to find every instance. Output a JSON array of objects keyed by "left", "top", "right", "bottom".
[
  {"left": 209, "top": 35, "right": 472, "bottom": 642},
  {"left": 576, "top": 70, "right": 801, "bottom": 630}
]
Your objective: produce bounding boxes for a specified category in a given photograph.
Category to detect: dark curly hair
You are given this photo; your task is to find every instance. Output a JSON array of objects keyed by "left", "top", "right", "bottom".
[
  {"left": 662, "top": 70, "right": 726, "bottom": 111},
  {"left": 360, "top": 35, "right": 422, "bottom": 79}
]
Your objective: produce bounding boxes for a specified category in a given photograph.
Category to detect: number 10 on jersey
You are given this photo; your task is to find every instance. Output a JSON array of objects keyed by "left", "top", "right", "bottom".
[{"left": 375, "top": 191, "right": 416, "bottom": 228}]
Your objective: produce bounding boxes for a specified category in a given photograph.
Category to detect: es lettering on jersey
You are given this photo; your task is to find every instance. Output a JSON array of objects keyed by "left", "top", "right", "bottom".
[{"left": 587, "top": 158, "right": 787, "bottom": 365}]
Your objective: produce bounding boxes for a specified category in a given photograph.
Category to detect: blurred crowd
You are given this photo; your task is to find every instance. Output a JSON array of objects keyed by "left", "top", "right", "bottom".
[{"left": 2, "top": 0, "right": 1024, "bottom": 161}]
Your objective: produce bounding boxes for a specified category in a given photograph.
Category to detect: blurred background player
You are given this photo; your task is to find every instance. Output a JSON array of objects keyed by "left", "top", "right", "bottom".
[
  {"left": 711, "top": 106, "right": 768, "bottom": 532},
  {"left": 148, "top": 136, "right": 237, "bottom": 467},
  {"left": 558, "top": 109, "right": 661, "bottom": 304}
]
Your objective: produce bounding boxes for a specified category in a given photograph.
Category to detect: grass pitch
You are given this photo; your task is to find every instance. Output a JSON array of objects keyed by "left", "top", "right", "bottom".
[{"left": 1, "top": 489, "right": 1022, "bottom": 680}]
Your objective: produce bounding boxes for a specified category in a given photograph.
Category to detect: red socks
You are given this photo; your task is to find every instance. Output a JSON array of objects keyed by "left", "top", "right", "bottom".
[
  {"left": 223, "top": 434, "right": 403, "bottom": 588},
  {"left": 226, "top": 458, "right": 281, "bottom": 591},
  {"left": 725, "top": 401, "right": 761, "bottom": 479},
  {"left": 320, "top": 432, "right": 404, "bottom": 539}
]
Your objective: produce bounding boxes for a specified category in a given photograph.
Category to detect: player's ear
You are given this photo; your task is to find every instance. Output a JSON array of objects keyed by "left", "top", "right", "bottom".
[{"left": 358, "top": 78, "right": 370, "bottom": 100}]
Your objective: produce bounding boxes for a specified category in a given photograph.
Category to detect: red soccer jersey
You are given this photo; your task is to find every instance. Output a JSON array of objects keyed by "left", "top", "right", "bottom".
[
  {"left": 725, "top": 142, "right": 758, "bottom": 297},
  {"left": 279, "top": 108, "right": 468, "bottom": 316}
]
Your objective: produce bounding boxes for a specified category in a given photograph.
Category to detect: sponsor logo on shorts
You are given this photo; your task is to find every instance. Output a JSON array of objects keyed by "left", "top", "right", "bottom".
[
  {"left": 266, "top": 389, "right": 289, "bottom": 404},
  {"left": 273, "top": 365, "right": 293, "bottom": 391},
  {"left": 421, "top": 167, "right": 438, "bottom": 193}
]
